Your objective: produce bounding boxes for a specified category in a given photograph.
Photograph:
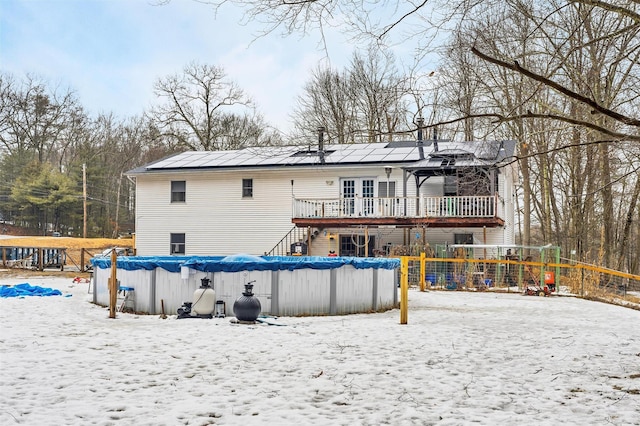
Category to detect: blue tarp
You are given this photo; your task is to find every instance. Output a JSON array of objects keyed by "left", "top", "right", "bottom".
[
  {"left": 0, "top": 283, "right": 63, "bottom": 298},
  {"left": 91, "top": 256, "right": 226, "bottom": 273},
  {"left": 91, "top": 255, "right": 400, "bottom": 273}
]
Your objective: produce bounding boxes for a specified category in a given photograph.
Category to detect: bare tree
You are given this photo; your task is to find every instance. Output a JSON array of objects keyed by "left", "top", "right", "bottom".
[
  {"left": 349, "top": 47, "right": 409, "bottom": 142},
  {"left": 0, "top": 72, "right": 84, "bottom": 164},
  {"left": 292, "top": 48, "right": 410, "bottom": 143},
  {"left": 292, "top": 64, "right": 358, "bottom": 144},
  {"left": 438, "top": 31, "right": 486, "bottom": 141},
  {"left": 149, "top": 61, "right": 278, "bottom": 151},
  {"left": 462, "top": 0, "right": 640, "bottom": 268}
]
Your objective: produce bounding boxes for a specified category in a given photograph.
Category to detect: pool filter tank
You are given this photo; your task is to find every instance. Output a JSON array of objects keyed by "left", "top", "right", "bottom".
[
  {"left": 192, "top": 277, "right": 216, "bottom": 316},
  {"left": 233, "top": 280, "right": 261, "bottom": 322}
]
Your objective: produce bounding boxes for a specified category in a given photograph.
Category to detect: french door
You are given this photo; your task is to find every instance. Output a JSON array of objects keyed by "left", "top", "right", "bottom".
[{"left": 341, "top": 178, "right": 375, "bottom": 216}]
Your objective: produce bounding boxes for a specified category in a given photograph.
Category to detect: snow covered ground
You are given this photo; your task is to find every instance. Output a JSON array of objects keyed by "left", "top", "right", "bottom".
[{"left": 1, "top": 276, "right": 639, "bottom": 425}]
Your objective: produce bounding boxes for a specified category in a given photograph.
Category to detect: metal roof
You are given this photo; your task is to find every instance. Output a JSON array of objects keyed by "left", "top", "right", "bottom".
[{"left": 127, "top": 140, "right": 516, "bottom": 175}]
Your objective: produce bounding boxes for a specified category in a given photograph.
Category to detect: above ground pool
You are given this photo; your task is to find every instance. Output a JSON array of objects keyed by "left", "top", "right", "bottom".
[{"left": 91, "top": 255, "right": 400, "bottom": 316}]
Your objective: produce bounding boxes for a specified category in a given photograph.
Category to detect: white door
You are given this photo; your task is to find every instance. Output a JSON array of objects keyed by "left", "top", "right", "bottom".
[{"left": 341, "top": 178, "right": 375, "bottom": 216}]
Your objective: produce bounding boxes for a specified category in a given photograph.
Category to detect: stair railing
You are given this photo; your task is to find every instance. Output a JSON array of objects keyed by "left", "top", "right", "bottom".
[{"left": 266, "top": 226, "right": 308, "bottom": 256}]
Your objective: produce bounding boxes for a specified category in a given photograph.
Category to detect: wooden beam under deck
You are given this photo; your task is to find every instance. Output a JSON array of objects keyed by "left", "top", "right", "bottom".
[{"left": 292, "top": 216, "right": 505, "bottom": 228}]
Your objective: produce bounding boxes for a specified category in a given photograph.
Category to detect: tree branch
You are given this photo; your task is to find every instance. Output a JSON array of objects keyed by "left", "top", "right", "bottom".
[
  {"left": 410, "top": 111, "right": 639, "bottom": 141},
  {"left": 572, "top": 0, "right": 640, "bottom": 23},
  {"left": 378, "top": 0, "right": 429, "bottom": 40},
  {"left": 470, "top": 46, "right": 640, "bottom": 128}
]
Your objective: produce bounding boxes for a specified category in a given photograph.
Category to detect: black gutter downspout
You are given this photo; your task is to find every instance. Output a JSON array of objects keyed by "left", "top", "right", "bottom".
[
  {"left": 416, "top": 117, "right": 424, "bottom": 160},
  {"left": 415, "top": 117, "right": 425, "bottom": 214},
  {"left": 403, "top": 168, "right": 409, "bottom": 216},
  {"left": 318, "top": 126, "right": 325, "bottom": 164},
  {"left": 433, "top": 126, "right": 439, "bottom": 152}
]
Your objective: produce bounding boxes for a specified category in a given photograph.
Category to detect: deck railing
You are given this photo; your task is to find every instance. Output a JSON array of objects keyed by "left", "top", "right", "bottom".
[{"left": 293, "top": 195, "right": 499, "bottom": 219}]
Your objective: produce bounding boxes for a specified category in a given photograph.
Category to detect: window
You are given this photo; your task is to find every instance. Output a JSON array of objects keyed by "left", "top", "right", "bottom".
[
  {"left": 339, "top": 235, "right": 375, "bottom": 257},
  {"left": 378, "top": 181, "right": 396, "bottom": 197},
  {"left": 444, "top": 176, "right": 457, "bottom": 196},
  {"left": 378, "top": 181, "right": 397, "bottom": 215},
  {"left": 454, "top": 233, "right": 473, "bottom": 244},
  {"left": 170, "top": 233, "right": 185, "bottom": 255},
  {"left": 171, "top": 181, "right": 186, "bottom": 203},
  {"left": 242, "top": 178, "right": 253, "bottom": 198}
]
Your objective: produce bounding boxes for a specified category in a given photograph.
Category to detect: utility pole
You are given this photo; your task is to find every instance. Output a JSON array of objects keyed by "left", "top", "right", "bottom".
[
  {"left": 83, "top": 163, "right": 87, "bottom": 238},
  {"left": 114, "top": 173, "right": 122, "bottom": 238}
]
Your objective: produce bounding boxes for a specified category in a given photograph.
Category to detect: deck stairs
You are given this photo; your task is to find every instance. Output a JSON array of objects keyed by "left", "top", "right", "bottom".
[{"left": 266, "top": 226, "right": 323, "bottom": 256}]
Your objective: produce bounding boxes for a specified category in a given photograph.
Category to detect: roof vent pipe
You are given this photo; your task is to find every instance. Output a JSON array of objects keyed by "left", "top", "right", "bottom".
[
  {"left": 317, "top": 126, "right": 325, "bottom": 164},
  {"left": 433, "top": 126, "right": 439, "bottom": 152},
  {"left": 416, "top": 117, "right": 425, "bottom": 160}
]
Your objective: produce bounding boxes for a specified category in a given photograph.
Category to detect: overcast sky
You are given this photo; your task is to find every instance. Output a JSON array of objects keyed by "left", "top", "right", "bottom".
[{"left": 1, "top": 0, "right": 358, "bottom": 135}]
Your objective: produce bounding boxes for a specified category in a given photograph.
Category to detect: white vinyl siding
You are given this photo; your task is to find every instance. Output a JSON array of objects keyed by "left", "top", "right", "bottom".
[{"left": 136, "top": 169, "right": 355, "bottom": 256}]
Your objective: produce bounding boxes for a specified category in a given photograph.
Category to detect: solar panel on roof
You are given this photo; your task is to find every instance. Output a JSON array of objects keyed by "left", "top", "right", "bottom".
[
  {"left": 341, "top": 148, "right": 371, "bottom": 159},
  {"left": 369, "top": 147, "right": 390, "bottom": 154},
  {"left": 364, "top": 154, "right": 387, "bottom": 162},
  {"left": 385, "top": 140, "right": 419, "bottom": 148},
  {"left": 261, "top": 157, "right": 282, "bottom": 165},
  {"left": 327, "top": 153, "right": 347, "bottom": 162},
  {"left": 474, "top": 143, "right": 498, "bottom": 159},
  {"left": 384, "top": 153, "right": 411, "bottom": 161},
  {"left": 289, "top": 156, "right": 304, "bottom": 164},
  {"left": 133, "top": 140, "right": 512, "bottom": 174},
  {"left": 391, "top": 147, "right": 416, "bottom": 154}
]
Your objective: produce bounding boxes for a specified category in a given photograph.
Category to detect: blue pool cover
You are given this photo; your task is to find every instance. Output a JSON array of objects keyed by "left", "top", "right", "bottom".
[{"left": 91, "top": 255, "right": 400, "bottom": 273}]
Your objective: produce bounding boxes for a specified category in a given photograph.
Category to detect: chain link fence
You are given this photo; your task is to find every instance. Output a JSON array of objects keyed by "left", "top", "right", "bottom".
[{"left": 399, "top": 248, "right": 640, "bottom": 308}]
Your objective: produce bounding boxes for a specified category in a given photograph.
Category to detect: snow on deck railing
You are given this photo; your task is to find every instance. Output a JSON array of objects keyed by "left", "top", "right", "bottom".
[{"left": 293, "top": 195, "right": 499, "bottom": 219}]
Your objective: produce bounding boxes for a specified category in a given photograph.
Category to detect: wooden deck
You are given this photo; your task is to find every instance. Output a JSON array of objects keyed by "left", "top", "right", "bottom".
[{"left": 292, "top": 195, "right": 504, "bottom": 228}]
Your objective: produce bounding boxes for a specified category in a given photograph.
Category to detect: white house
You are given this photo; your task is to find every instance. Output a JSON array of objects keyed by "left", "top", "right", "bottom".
[{"left": 126, "top": 139, "right": 517, "bottom": 257}]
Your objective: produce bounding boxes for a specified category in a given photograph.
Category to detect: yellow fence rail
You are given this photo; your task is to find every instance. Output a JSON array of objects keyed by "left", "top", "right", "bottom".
[
  {"left": 398, "top": 255, "right": 640, "bottom": 295},
  {"left": 396, "top": 254, "right": 640, "bottom": 323}
]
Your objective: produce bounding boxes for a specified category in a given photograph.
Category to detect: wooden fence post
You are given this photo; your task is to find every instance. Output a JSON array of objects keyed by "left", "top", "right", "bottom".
[
  {"left": 109, "top": 249, "right": 117, "bottom": 319},
  {"left": 420, "top": 252, "right": 426, "bottom": 292},
  {"left": 400, "top": 256, "right": 408, "bottom": 324}
]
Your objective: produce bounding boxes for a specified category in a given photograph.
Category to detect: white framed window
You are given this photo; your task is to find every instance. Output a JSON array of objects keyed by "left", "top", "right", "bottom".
[
  {"left": 171, "top": 181, "right": 186, "bottom": 203},
  {"left": 170, "top": 233, "right": 185, "bottom": 255},
  {"left": 242, "top": 178, "right": 253, "bottom": 198},
  {"left": 378, "top": 181, "right": 396, "bottom": 197}
]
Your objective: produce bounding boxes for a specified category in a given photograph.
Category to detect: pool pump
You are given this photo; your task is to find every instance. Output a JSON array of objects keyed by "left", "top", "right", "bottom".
[{"left": 177, "top": 277, "right": 216, "bottom": 319}]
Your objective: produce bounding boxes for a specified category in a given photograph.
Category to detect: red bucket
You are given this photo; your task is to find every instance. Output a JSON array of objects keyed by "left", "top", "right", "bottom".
[{"left": 544, "top": 271, "right": 555, "bottom": 284}]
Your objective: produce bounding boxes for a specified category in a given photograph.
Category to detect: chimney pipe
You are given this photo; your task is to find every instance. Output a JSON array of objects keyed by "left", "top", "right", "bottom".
[
  {"left": 433, "top": 126, "right": 438, "bottom": 152},
  {"left": 317, "top": 126, "right": 325, "bottom": 164},
  {"left": 416, "top": 117, "right": 424, "bottom": 160}
]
